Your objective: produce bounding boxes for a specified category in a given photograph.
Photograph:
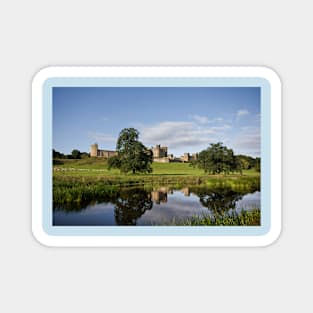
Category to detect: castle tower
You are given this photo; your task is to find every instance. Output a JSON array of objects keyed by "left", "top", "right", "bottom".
[
  {"left": 90, "top": 143, "right": 98, "bottom": 157},
  {"left": 163, "top": 146, "right": 168, "bottom": 157},
  {"left": 152, "top": 144, "right": 161, "bottom": 158},
  {"left": 182, "top": 153, "right": 190, "bottom": 162}
]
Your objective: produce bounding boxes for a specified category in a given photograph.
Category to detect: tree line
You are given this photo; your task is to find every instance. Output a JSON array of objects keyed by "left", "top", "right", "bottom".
[
  {"left": 53, "top": 127, "right": 260, "bottom": 174},
  {"left": 53, "top": 149, "right": 89, "bottom": 159}
]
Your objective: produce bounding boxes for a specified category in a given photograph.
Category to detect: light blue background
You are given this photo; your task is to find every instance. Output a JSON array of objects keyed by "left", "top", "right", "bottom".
[{"left": 43, "top": 77, "right": 270, "bottom": 236}]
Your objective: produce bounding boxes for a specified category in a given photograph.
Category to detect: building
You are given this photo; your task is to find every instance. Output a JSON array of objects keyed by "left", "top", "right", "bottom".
[
  {"left": 90, "top": 143, "right": 117, "bottom": 158},
  {"left": 150, "top": 144, "right": 198, "bottom": 163},
  {"left": 90, "top": 142, "right": 198, "bottom": 163},
  {"left": 180, "top": 152, "right": 198, "bottom": 163},
  {"left": 152, "top": 144, "right": 168, "bottom": 158},
  {"left": 181, "top": 153, "right": 190, "bottom": 163},
  {"left": 151, "top": 144, "right": 171, "bottom": 163}
]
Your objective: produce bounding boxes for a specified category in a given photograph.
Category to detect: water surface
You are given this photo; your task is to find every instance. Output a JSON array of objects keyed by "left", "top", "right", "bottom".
[{"left": 53, "top": 185, "right": 260, "bottom": 226}]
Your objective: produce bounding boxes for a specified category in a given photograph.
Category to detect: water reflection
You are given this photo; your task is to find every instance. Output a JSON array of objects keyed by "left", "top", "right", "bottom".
[
  {"left": 151, "top": 188, "right": 168, "bottom": 204},
  {"left": 53, "top": 184, "right": 260, "bottom": 226},
  {"left": 114, "top": 188, "right": 153, "bottom": 225},
  {"left": 192, "top": 186, "right": 243, "bottom": 216}
]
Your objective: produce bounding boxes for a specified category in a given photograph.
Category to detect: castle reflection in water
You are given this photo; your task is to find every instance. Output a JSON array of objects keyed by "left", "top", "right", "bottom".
[{"left": 151, "top": 187, "right": 190, "bottom": 204}]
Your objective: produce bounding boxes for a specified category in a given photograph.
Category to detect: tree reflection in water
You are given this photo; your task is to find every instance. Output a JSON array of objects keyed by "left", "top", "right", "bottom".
[
  {"left": 113, "top": 186, "right": 250, "bottom": 225},
  {"left": 114, "top": 188, "right": 153, "bottom": 225},
  {"left": 191, "top": 186, "right": 245, "bottom": 217},
  {"left": 54, "top": 181, "right": 260, "bottom": 226}
]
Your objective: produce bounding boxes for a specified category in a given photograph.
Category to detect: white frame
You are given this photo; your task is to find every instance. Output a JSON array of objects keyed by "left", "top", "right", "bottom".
[{"left": 32, "top": 66, "right": 281, "bottom": 247}]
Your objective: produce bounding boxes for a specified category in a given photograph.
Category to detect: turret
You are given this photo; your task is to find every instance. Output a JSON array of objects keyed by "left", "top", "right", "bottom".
[{"left": 90, "top": 143, "right": 98, "bottom": 157}]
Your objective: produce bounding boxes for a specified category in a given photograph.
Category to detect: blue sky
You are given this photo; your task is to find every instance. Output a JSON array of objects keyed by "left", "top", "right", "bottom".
[{"left": 53, "top": 87, "right": 260, "bottom": 157}]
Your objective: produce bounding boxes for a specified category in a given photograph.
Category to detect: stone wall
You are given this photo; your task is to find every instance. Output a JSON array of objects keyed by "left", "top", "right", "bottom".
[
  {"left": 98, "top": 150, "right": 118, "bottom": 158},
  {"left": 153, "top": 157, "right": 170, "bottom": 163},
  {"left": 90, "top": 144, "right": 117, "bottom": 158}
]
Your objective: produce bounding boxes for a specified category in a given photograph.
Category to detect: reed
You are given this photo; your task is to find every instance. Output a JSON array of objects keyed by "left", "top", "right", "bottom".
[{"left": 173, "top": 209, "right": 261, "bottom": 226}]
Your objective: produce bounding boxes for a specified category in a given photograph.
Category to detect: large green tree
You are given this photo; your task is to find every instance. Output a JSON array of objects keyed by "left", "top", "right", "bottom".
[
  {"left": 108, "top": 128, "right": 153, "bottom": 174},
  {"left": 193, "top": 142, "right": 240, "bottom": 174}
]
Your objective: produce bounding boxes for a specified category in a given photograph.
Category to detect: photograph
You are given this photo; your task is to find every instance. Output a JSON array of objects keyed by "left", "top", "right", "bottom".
[{"left": 52, "top": 86, "right": 261, "bottom": 227}]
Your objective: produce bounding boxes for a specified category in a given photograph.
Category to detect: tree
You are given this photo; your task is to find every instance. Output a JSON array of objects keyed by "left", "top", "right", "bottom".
[
  {"left": 107, "top": 155, "right": 121, "bottom": 169},
  {"left": 108, "top": 128, "right": 153, "bottom": 174},
  {"left": 53, "top": 149, "right": 65, "bottom": 159},
  {"left": 71, "top": 149, "right": 81, "bottom": 159},
  {"left": 236, "top": 155, "right": 256, "bottom": 169},
  {"left": 234, "top": 156, "right": 244, "bottom": 175},
  {"left": 193, "top": 142, "right": 238, "bottom": 175},
  {"left": 80, "top": 152, "right": 90, "bottom": 158},
  {"left": 255, "top": 157, "right": 261, "bottom": 172}
]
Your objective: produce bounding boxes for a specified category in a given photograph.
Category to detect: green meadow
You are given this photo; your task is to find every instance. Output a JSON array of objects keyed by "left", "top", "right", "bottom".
[
  {"left": 54, "top": 158, "right": 259, "bottom": 177},
  {"left": 53, "top": 158, "right": 260, "bottom": 191}
]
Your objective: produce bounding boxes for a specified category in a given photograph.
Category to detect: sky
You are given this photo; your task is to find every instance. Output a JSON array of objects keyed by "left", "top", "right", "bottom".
[{"left": 53, "top": 87, "right": 261, "bottom": 157}]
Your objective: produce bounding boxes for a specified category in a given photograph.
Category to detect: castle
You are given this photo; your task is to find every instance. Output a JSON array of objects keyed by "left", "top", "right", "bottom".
[
  {"left": 151, "top": 144, "right": 172, "bottom": 163},
  {"left": 180, "top": 152, "right": 199, "bottom": 163},
  {"left": 90, "top": 143, "right": 197, "bottom": 163},
  {"left": 90, "top": 143, "right": 118, "bottom": 158}
]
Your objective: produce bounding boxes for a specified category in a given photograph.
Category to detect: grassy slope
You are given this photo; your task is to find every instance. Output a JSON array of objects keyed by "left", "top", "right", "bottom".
[{"left": 54, "top": 158, "right": 259, "bottom": 177}]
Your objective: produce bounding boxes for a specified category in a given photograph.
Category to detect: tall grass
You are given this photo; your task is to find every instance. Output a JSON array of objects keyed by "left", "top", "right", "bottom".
[
  {"left": 53, "top": 180, "right": 120, "bottom": 211},
  {"left": 173, "top": 209, "right": 261, "bottom": 226}
]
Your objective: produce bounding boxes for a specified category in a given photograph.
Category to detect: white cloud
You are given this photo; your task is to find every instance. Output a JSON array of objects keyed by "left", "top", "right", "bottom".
[
  {"left": 236, "top": 110, "right": 249, "bottom": 118},
  {"left": 191, "top": 115, "right": 225, "bottom": 124},
  {"left": 191, "top": 115, "right": 209, "bottom": 124},
  {"left": 235, "top": 134, "right": 260, "bottom": 150},
  {"left": 211, "top": 124, "right": 231, "bottom": 131},
  {"left": 138, "top": 121, "right": 224, "bottom": 152},
  {"left": 233, "top": 127, "right": 260, "bottom": 157}
]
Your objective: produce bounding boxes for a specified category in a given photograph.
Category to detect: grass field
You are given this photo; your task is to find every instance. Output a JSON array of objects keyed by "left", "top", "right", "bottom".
[
  {"left": 54, "top": 158, "right": 259, "bottom": 177},
  {"left": 53, "top": 158, "right": 260, "bottom": 192},
  {"left": 54, "top": 157, "right": 205, "bottom": 175}
]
